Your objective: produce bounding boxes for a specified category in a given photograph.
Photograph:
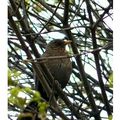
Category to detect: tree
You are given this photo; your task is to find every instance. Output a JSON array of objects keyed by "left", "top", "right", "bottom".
[{"left": 8, "top": 0, "right": 113, "bottom": 120}]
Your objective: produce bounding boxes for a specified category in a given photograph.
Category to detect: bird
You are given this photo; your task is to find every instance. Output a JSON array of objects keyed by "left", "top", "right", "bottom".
[
  {"left": 35, "top": 39, "right": 72, "bottom": 100},
  {"left": 18, "top": 39, "right": 72, "bottom": 120}
]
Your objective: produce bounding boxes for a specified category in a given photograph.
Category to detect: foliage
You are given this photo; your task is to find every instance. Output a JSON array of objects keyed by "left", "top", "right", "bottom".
[{"left": 8, "top": 0, "right": 113, "bottom": 120}]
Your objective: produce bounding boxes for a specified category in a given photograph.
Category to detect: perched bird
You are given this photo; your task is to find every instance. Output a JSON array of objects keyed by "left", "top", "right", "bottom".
[
  {"left": 35, "top": 39, "right": 72, "bottom": 100},
  {"left": 18, "top": 39, "right": 72, "bottom": 120}
]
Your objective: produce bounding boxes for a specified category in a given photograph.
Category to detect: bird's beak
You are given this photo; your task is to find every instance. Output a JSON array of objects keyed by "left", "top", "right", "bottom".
[{"left": 63, "top": 40, "right": 72, "bottom": 45}]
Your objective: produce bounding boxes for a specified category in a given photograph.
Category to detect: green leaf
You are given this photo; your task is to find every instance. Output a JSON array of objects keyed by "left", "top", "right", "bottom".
[
  {"left": 8, "top": 69, "right": 18, "bottom": 86},
  {"left": 32, "top": 1, "right": 45, "bottom": 13},
  {"left": 9, "top": 95, "right": 26, "bottom": 108},
  {"left": 10, "top": 87, "right": 21, "bottom": 97},
  {"left": 13, "top": 69, "right": 22, "bottom": 78},
  {"left": 16, "top": 97, "right": 26, "bottom": 108},
  {"left": 69, "top": 0, "right": 75, "bottom": 4},
  {"left": 23, "top": 87, "right": 33, "bottom": 94},
  {"left": 8, "top": 77, "right": 18, "bottom": 86},
  {"left": 108, "top": 72, "right": 113, "bottom": 88},
  {"left": 108, "top": 115, "right": 113, "bottom": 120},
  {"left": 38, "top": 102, "right": 48, "bottom": 113},
  {"left": 38, "top": 102, "right": 48, "bottom": 120},
  {"left": 32, "top": 91, "right": 41, "bottom": 101}
]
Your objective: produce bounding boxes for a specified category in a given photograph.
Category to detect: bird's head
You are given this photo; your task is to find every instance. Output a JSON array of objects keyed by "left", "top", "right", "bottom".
[{"left": 46, "top": 39, "right": 71, "bottom": 51}]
